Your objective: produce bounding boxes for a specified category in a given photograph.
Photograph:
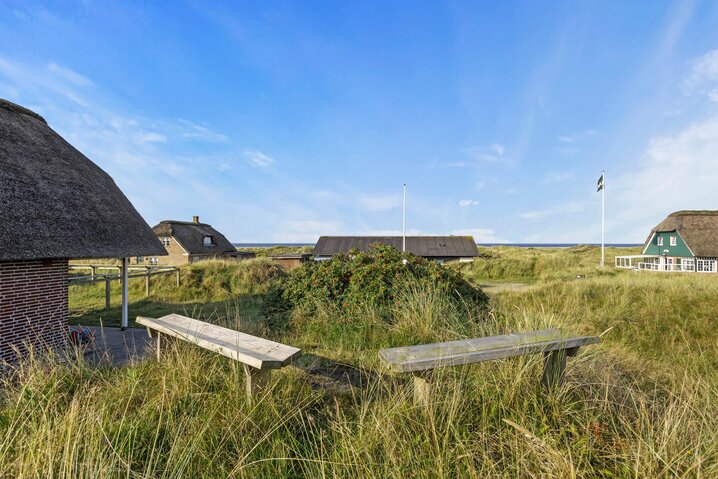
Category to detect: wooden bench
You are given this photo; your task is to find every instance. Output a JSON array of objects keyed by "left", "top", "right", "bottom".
[
  {"left": 137, "top": 314, "right": 301, "bottom": 401},
  {"left": 378, "top": 328, "right": 600, "bottom": 406}
]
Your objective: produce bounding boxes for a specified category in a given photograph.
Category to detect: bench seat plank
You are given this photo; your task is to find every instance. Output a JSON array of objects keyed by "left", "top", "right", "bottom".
[
  {"left": 137, "top": 314, "right": 301, "bottom": 370},
  {"left": 379, "top": 328, "right": 599, "bottom": 373}
]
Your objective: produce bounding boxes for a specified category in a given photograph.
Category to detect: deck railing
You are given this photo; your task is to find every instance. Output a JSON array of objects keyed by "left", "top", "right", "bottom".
[{"left": 68, "top": 264, "right": 180, "bottom": 309}]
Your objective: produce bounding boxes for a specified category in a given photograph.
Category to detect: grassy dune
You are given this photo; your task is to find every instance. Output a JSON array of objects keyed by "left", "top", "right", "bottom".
[
  {"left": 69, "top": 258, "right": 286, "bottom": 327},
  {"left": 2, "top": 247, "right": 717, "bottom": 477}
]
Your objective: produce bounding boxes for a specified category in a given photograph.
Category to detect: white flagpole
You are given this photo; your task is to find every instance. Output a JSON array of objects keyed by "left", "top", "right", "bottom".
[
  {"left": 601, "top": 171, "right": 605, "bottom": 268},
  {"left": 402, "top": 183, "right": 406, "bottom": 252}
]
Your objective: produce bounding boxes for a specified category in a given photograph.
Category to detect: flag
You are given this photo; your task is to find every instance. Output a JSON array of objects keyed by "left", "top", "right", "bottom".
[{"left": 596, "top": 173, "right": 604, "bottom": 192}]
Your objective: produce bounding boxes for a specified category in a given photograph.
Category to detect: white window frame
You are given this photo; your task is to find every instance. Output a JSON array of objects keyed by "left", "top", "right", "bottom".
[
  {"left": 149, "top": 257, "right": 158, "bottom": 265},
  {"left": 161, "top": 237, "right": 171, "bottom": 247},
  {"left": 697, "top": 258, "right": 717, "bottom": 273},
  {"left": 657, "top": 236, "right": 664, "bottom": 246},
  {"left": 670, "top": 236, "right": 677, "bottom": 246},
  {"left": 203, "top": 236, "right": 214, "bottom": 247}
]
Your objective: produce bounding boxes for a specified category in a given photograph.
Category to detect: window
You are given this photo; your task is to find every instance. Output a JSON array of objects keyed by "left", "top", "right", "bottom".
[
  {"left": 682, "top": 258, "right": 695, "bottom": 272},
  {"left": 203, "top": 236, "right": 215, "bottom": 247},
  {"left": 161, "top": 237, "right": 171, "bottom": 247},
  {"left": 149, "top": 257, "right": 158, "bottom": 265},
  {"left": 657, "top": 236, "right": 664, "bottom": 246},
  {"left": 136, "top": 256, "right": 144, "bottom": 264},
  {"left": 697, "top": 258, "right": 717, "bottom": 273},
  {"left": 670, "top": 236, "right": 677, "bottom": 246}
]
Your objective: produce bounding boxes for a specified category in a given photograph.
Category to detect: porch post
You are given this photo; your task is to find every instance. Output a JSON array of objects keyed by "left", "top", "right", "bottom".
[{"left": 121, "top": 257, "right": 129, "bottom": 330}]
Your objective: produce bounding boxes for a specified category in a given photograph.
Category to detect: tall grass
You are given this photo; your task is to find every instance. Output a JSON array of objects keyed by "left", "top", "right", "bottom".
[
  {"left": 2, "top": 248, "right": 717, "bottom": 477},
  {"left": 69, "top": 258, "right": 285, "bottom": 327}
]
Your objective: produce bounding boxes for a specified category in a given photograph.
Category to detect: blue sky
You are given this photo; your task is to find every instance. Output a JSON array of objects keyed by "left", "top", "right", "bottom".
[{"left": 2, "top": 1, "right": 718, "bottom": 243}]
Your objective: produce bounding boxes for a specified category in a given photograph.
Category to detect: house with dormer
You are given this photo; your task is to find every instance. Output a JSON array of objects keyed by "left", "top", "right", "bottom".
[
  {"left": 615, "top": 211, "right": 718, "bottom": 272},
  {"left": 139, "top": 216, "right": 254, "bottom": 265}
]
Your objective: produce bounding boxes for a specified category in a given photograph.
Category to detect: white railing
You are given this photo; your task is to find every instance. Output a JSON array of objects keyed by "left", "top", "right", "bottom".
[
  {"left": 638, "top": 263, "right": 692, "bottom": 272},
  {"left": 616, "top": 256, "right": 716, "bottom": 273}
]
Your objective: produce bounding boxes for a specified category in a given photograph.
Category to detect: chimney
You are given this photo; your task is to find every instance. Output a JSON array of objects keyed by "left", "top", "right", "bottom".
[{"left": 192, "top": 215, "right": 199, "bottom": 224}]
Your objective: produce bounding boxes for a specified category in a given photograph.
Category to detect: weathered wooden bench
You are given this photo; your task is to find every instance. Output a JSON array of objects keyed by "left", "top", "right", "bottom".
[
  {"left": 137, "top": 314, "right": 301, "bottom": 401},
  {"left": 378, "top": 328, "right": 600, "bottom": 406}
]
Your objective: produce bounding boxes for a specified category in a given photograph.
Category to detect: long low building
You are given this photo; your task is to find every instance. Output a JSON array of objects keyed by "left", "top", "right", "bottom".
[{"left": 313, "top": 236, "right": 479, "bottom": 262}]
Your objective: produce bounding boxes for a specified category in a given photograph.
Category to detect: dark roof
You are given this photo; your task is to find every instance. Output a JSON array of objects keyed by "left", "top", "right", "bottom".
[
  {"left": 642, "top": 210, "right": 718, "bottom": 257},
  {"left": 313, "top": 236, "right": 479, "bottom": 258},
  {"left": 154, "top": 220, "right": 237, "bottom": 255},
  {"left": 0, "top": 99, "right": 167, "bottom": 261}
]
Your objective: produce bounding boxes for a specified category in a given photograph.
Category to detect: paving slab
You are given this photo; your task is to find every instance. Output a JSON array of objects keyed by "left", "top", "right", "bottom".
[{"left": 84, "top": 327, "right": 152, "bottom": 366}]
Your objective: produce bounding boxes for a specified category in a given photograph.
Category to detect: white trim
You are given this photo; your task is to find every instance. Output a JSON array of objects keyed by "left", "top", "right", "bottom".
[
  {"left": 166, "top": 235, "right": 190, "bottom": 255},
  {"left": 641, "top": 232, "right": 656, "bottom": 255}
]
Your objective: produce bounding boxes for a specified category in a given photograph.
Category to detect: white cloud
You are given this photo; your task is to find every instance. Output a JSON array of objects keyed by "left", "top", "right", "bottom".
[
  {"left": 557, "top": 129, "right": 595, "bottom": 144},
  {"left": 541, "top": 171, "right": 574, "bottom": 184},
  {"left": 244, "top": 149, "right": 275, "bottom": 168},
  {"left": 47, "top": 62, "right": 93, "bottom": 87},
  {"left": 450, "top": 228, "right": 504, "bottom": 243},
  {"left": 490, "top": 143, "right": 505, "bottom": 155},
  {"left": 452, "top": 143, "right": 507, "bottom": 167},
  {"left": 519, "top": 201, "right": 590, "bottom": 221},
  {"left": 271, "top": 220, "right": 341, "bottom": 243},
  {"left": 611, "top": 111, "right": 718, "bottom": 241},
  {"left": 359, "top": 194, "right": 401, "bottom": 210},
  {"left": 458, "top": 199, "right": 479, "bottom": 207},
  {"left": 685, "top": 50, "right": 718, "bottom": 100},
  {"left": 136, "top": 132, "right": 167, "bottom": 144}
]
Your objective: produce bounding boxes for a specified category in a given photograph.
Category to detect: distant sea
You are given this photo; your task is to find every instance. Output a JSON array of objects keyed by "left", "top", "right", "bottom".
[{"left": 234, "top": 242, "right": 642, "bottom": 248}]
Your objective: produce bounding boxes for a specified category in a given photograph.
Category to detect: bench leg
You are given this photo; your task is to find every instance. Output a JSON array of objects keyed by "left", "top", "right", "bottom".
[
  {"left": 412, "top": 370, "right": 433, "bottom": 407},
  {"left": 155, "top": 332, "right": 162, "bottom": 360},
  {"left": 542, "top": 349, "right": 568, "bottom": 390},
  {"left": 243, "top": 364, "right": 271, "bottom": 403}
]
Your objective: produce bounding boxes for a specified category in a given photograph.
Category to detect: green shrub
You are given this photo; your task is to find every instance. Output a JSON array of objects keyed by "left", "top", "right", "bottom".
[{"left": 263, "top": 244, "right": 488, "bottom": 331}]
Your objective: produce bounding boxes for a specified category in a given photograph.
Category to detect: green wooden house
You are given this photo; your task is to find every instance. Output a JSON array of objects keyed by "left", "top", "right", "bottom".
[{"left": 615, "top": 211, "right": 718, "bottom": 273}]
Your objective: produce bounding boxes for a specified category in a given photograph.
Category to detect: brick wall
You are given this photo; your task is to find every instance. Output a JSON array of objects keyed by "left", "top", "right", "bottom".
[
  {"left": 130, "top": 236, "right": 189, "bottom": 266},
  {"left": 0, "top": 259, "right": 68, "bottom": 363}
]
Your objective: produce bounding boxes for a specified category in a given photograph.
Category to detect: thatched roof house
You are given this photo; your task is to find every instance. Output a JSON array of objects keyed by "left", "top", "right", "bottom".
[
  {"left": 0, "top": 98, "right": 165, "bottom": 362},
  {"left": 313, "top": 236, "right": 479, "bottom": 262},
  {"left": 148, "top": 216, "right": 251, "bottom": 265},
  {"left": 641, "top": 210, "right": 718, "bottom": 258},
  {"left": 0, "top": 99, "right": 166, "bottom": 261},
  {"left": 616, "top": 210, "right": 718, "bottom": 273}
]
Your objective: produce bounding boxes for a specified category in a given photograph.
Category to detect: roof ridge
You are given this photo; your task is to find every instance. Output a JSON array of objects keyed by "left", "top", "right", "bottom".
[
  {"left": 668, "top": 210, "right": 718, "bottom": 217},
  {"left": 160, "top": 220, "right": 211, "bottom": 226},
  {"left": 0, "top": 99, "right": 47, "bottom": 124}
]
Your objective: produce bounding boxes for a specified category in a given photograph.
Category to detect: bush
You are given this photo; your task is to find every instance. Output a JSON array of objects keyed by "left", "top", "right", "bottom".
[{"left": 262, "top": 244, "right": 488, "bottom": 332}]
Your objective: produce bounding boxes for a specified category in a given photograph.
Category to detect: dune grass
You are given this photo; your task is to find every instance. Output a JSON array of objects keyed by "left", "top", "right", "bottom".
[
  {"left": 1, "top": 247, "right": 717, "bottom": 477},
  {"left": 69, "top": 258, "right": 285, "bottom": 327}
]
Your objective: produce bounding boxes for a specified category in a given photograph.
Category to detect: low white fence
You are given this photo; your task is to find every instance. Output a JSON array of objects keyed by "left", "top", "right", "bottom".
[{"left": 615, "top": 256, "right": 717, "bottom": 273}]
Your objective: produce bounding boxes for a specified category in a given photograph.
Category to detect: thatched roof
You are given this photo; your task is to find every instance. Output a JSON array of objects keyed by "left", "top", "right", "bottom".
[
  {"left": 313, "top": 236, "right": 479, "bottom": 258},
  {"left": 154, "top": 219, "right": 237, "bottom": 255},
  {"left": 0, "top": 99, "right": 166, "bottom": 261},
  {"left": 643, "top": 210, "right": 718, "bottom": 257}
]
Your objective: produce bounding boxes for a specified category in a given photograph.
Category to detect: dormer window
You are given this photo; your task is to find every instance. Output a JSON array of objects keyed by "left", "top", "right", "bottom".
[
  {"left": 203, "top": 236, "right": 215, "bottom": 247},
  {"left": 670, "top": 236, "right": 677, "bottom": 246},
  {"left": 657, "top": 236, "right": 664, "bottom": 246}
]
